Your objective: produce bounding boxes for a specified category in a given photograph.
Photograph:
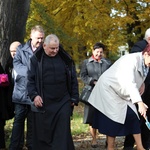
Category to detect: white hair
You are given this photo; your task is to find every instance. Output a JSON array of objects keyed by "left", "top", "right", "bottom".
[
  {"left": 144, "top": 28, "right": 150, "bottom": 40},
  {"left": 44, "top": 34, "right": 59, "bottom": 45}
]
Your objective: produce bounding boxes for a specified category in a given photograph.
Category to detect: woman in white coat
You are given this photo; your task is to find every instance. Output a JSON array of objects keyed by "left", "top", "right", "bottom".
[{"left": 88, "top": 44, "right": 150, "bottom": 150}]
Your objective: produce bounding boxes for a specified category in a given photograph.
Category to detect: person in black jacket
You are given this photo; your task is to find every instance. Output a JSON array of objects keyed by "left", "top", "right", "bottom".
[
  {"left": 124, "top": 28, "right": 150, "bottom": 150},
  {"left": 27, "top": 34, "right": 79, "bottom": 150},
  {"left": 0, "top": 41, "right": 21, "bottom": 149},
  {"left": 0, "top": 63, "right": 13, "bottom": 150}
]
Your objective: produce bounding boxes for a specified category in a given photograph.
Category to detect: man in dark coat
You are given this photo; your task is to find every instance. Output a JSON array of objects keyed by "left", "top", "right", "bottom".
[
  {"left": 124, "top": 28, "right": 150, "bottom": 150},
  {"left": 27, "top": 34, "right": 79, "bottom": 150}
]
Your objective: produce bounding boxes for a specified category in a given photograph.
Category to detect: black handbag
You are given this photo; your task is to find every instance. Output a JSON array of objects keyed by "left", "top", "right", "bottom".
[{"left": 79, "top": 85, "right": 93, "bottom": 105}]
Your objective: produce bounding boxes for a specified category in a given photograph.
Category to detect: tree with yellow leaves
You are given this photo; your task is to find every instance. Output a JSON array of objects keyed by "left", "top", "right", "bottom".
[{"left": 27, "top": 0, "right": 150, "bottom": 63}]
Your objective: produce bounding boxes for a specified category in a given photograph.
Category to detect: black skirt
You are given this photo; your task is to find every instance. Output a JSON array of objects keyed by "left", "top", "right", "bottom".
[{"left": 92, "top": 106, "right": 141, "bottom": 136}]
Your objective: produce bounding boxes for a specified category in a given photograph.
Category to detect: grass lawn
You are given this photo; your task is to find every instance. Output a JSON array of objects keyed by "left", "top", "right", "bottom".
[{"left": 71, "top": 103, "right": 88, "bottom": 135}]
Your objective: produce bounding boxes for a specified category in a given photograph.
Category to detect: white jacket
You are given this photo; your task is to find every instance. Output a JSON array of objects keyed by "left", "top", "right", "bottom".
[{"left": 88, "top": 52, "right": 147, "bottom": 124}]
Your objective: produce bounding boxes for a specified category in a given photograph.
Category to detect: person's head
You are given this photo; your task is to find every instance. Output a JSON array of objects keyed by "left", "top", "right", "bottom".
[
  {"left": 144, "top": 28, "right": 150, "bottom": 44},
  {"left": 142, "top": 44, "right": 150, "bottom": 67},
  {"left": 30, "top": 25, "right": 45, "bottom": 49},
  {"left": 43, "top": 34, "right": 59, "bottom": 57},
  {"left": 9, "top": 41, "right": 21, "bottom": 58},
  {"left": 92, "top": 42, "right": 105, "bottom": 60}
]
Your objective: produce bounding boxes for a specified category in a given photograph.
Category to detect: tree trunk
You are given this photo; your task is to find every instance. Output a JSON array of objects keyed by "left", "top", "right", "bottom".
[{"left": 0, "top": 0, "right": 30, "bottom": 69}]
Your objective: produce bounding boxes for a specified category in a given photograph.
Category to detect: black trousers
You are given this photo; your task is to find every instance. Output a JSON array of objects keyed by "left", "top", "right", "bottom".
[
  {"left": 124, "top": 118, "right": 150, "bottom": 149},
  {"left": 0, "top": 117, "right": 5, "bottom": 149}
]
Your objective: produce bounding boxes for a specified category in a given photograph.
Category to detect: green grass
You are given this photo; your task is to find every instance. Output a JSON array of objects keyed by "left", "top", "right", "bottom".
[
  {"left": 70, "top": 78, "right": 89, "bottom": 135},
  {"left": 5, "top": 119, "right": 14, "bottom": 148},
  {"left": 71, "top": 104, "right": 88, "bottom": 135}
]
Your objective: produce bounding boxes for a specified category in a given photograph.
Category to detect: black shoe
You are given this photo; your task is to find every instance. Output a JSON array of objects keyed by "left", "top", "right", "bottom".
[
  {"left": 27, "top": 147, "right": 32, "bottom": 150},
  {"left": 91, "top": 144, "right": 98, "bottom": 148},
  {"left": 105, "top": 141, "right": 108, "bottom": 148},
  {"left": 123, "top": 147, "right": 134, "bottom": 150}
]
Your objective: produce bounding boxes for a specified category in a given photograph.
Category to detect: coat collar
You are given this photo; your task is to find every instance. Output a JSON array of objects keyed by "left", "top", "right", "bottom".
[
  {"left": 34, "top": 44, "right": 73, "bottom": 66},
  {"left": 136, "top": 52, "right": 148, "bottom": 77},
  {"left": 88, "top": 56, "right": 103, "bottom": 63}
]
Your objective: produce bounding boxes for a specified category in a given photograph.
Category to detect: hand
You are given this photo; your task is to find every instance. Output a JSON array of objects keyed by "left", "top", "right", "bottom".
[
  {"left": 71, "top": 103, "right": 75, "bottom": 106},
  {"left": 138, "top": 101, "right": 148, "bottom": 118},
  {"left": 139, "top": 83, "right": 145, "bottom": 95},
  {"left": 34, "top": 95, "right": 43, "bottom": 108},
  {"left": 93, "top": 81, "right": 97, "bottom": 85}
]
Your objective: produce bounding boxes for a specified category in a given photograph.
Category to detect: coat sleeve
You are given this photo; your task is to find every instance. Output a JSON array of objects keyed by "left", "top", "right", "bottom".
[
  {"left": 70, "top": 62, "right": 79, "bottom": 105},
  {"left": 27, "top": 56, "right": 39, "bottom": 101},
  {"left": 80, "top": 59, "right": 95, "bottom": 86},
  {"left": 117, "top": 58, "right": 143, "bottom": 103},
  {"left": 13, "top": 48, "right": 28, "bottom": 76}
]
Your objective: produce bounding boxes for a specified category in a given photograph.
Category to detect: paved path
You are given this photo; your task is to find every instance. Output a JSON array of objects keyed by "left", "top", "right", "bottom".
[{"left": 74, "top": 134, "right": 128, "bottom": 150}]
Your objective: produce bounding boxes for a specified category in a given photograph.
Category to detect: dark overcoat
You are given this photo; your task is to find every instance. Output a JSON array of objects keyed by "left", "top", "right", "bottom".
[
  {"left": 0, "top": 62, "right": 14, "bottom": 120},
  {"left": 27, "top": 45, "right": 79, "bottom": 150}
]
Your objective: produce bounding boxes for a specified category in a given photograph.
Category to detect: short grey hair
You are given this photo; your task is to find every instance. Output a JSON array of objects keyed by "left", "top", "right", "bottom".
[
  {"left": 44, "top": 34, "right": 59, "bottom": 45},
  {"left": 144, "top": 28, "right": 150, "bottom": 40},
  {"left": 31, "top": 25, "right": 45, "bottom": 34}
]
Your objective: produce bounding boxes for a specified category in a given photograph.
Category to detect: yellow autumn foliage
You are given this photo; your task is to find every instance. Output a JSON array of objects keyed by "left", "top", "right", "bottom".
[{"left": 26, "top": 0, "right": 150, "bottom": 63}]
